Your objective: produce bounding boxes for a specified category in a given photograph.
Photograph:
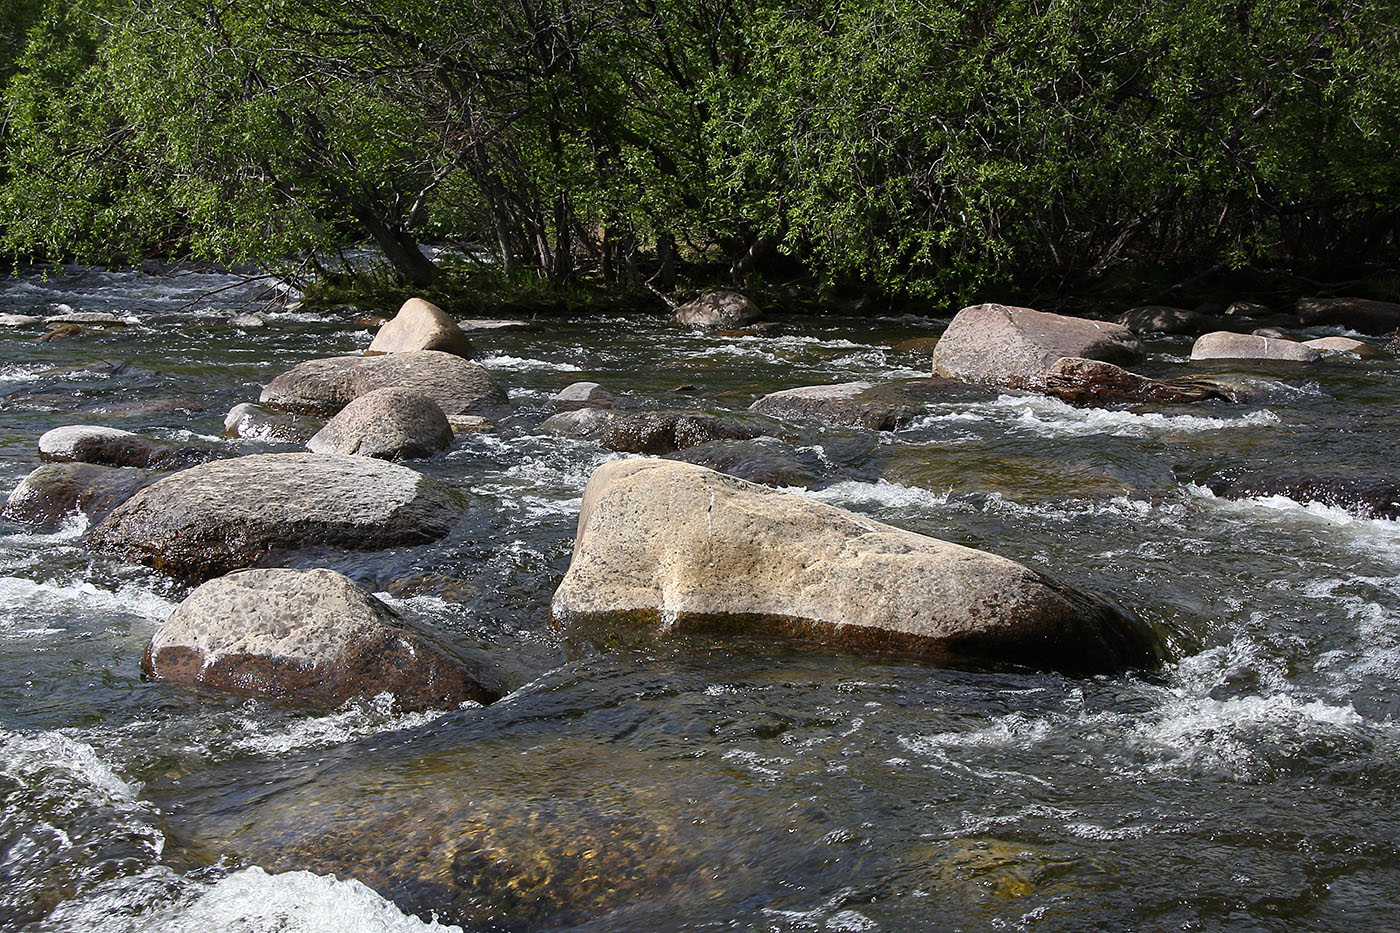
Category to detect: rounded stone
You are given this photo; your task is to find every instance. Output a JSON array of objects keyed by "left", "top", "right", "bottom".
[
  {"left": 1190, "top": 331, "right": 1322, "bottom": 363},
  {"left": 223, "top": 403, "right": 320, "bottom": 443},
  {"left": 748, "top": 381, "right": 916, "bottom": 430},
  {"left": 551, "top": 459, "right": 1162, "bottom": 674},
  {"left": 550, "top": 382, "right": 616, "bottom": 412},
  {"left": 38, "top": 425, "right": 205, "bottom": 469},
  {"left": 147, "top": 568, "right": 494, "bottom": 710},
  {"left": 1117, "top": 305, "right": 1221, "bottom": 336},
  {"left": 601, "top": 411, "right": 757, "bottom": 455},
  {"left": 307, "top": 388, "right": 452, "bottom": 460},
  {"left": 367, "top": 298, "right": 473, "bottom": 358},
  {"left": 670, "top": 290, "right": 760, "bottom": 329},
  {"left": 932, "top": 304, "right": 1143, "bottom": 390},
  {"left": 2, "top": 462, "right": 155, "bottom": 529},
  {"left": 89, "top": 452, "right": 467, "bottom": 582},
  {"left": 259, "top": 350, "right": 507, "bottom": 416}
]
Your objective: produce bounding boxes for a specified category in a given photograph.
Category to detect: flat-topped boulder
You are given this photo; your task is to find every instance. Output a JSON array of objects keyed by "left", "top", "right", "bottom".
[
  {"left": 38, "top": 425, "right": 206, "bottom": 469},
  {"left": 670, "top": 290, "right": 760, "bottom": 329},
  {"left": 89, "top": 452, "right": 466, "bottom": 582},
  {"left": 931, "top": 304, "right": 1143, "bottom": 390},
  {"left": 146, "top": 568, "right": 495, "bottom": 710},
  {"left": 601, "top": 411, "right": 757, "bottom": 455},
  {"left": 367, "top": 298, "right": 472, "bottom": 357},
  {"left": 259, "top": 349, "right": 506, "bottom": 416},
  {"left": 1117, "top": 305, "right": 1221, "bottom": 336},
  {"left": 1043, "top": 358, "right": 1241, "bottom": 406},
  {"left": 1190, "top": 331, "right": 1321, "bottom": 363},
  {"left": 1303, "top": 336, "right": 1383, "bottom": 358},
  {"left": 1296, "top": 297, "right": 1400, "bottom": 334},
  {"left": 552, "top": 459, "right": 1161, "bottom": 674},
  {"left": 2, "top": 462, "right": 156, "bottom": 530},
  {"left": 306, "top": 388, "right": 452, "bottom": 460},
  {"left": 749, "top": 381, "right": 917, "bottom": 430}
]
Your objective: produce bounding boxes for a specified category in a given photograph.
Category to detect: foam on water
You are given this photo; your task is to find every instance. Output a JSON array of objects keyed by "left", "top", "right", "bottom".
[
  {"left": 907, "top": 395, "right": 1284, "bottom": 438},
  {"left": 1187, "top": 485, "right": 1400, "bottom": 560},
  {"left": 40, "top": 866, "right": 464, "bottom": 933},
  {"left": 477, "top": 352, "right": 582, "bottom": 372},
  {"left": 227, "top": 692, "right": 470, "bottom": 758},
  {"left": 0, "top": 575, "right": 177, "bottom": 623}
]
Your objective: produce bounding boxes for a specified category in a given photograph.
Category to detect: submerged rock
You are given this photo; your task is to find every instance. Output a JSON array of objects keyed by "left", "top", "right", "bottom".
[
  {"left": 1042, "top": 358, "right": 1239, "bottom": 406},
  {"left": 1302, "top": 336, "right": 1383, "bottom": 358},
  {"left": 932, "top": 304, "right": 1143, "bottom": 390},
  {"left": 306, "top": 388, "right": 452, "bottom": 460},
  {"left": 89, "top": 452, "right": 466, "bottom": 582},
  {"left": 223, "top": 402, "right": 320, "bottom": 443},
  {"left": 890, "top": 337, "right": 940, "bottom": 357},
  {"left": 2, "top": 462, "right": 155, "bottom": 529},
  {"left": 551, "top": 459, "right": 1161, "bottom": 674},
  {"left": 670, "top": 290, "right": 760, "bottom": 329},
  {"left": 1295, "top": 297, "right": 1400, "bottom": 334},
  {"left": 601, "top": 411, "right": 757, "bottom": 455},
  {"left": 665, "top": 437, "right": 820, "bottom": 488},
  {"left": 749, "top": 381, "right": 917, "bottom": 431},
  {"left": 38, "top": 425, "right": 206, "bottom": 469},
  {"left": 1203, "top": 472, "right": 1400, "bottom": 519},
  {"left": 1117, "top": 305, "right": 1221, "bottom": 336},
  {"left": 259, "top": 350, "right": 507, "bottom": 416},
  {"left": 368, "top": 298, "right": 472, "bottom": 358},
  {"left": 147, "top": 568, "right": 494, "bottom": 710},
  {"left": 1190, "top": 332, "right": 1321, "bottom": 363}
]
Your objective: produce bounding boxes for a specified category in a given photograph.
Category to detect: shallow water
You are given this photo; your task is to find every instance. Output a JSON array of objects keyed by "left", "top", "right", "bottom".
[{"left": 3, "top": 266, "right": 1400, "bottom": 931}]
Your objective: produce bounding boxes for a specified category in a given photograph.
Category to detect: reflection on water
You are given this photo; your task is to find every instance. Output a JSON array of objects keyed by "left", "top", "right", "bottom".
[{"left": 3, "top": 265, "right": 1400, "bottom": 929}]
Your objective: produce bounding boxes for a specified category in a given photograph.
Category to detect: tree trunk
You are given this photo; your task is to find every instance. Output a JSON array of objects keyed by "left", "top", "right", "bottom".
[
  {"left": 353, "top": 206, "right": 438, "bottom": 286},
  {"left": 656, "top": 232, "right": 677, "bottom": 291}
]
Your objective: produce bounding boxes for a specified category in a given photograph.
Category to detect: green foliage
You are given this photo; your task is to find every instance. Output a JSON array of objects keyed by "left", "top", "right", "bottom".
[{"left": 1, "top": 0, "right": 1396, "bottom": 296}]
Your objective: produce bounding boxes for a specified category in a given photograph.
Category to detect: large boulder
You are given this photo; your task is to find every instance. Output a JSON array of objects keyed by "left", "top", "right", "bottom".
[
  {"left": 89, "top": 453, "right": 466, "bottom": 582},
  {"left": 1296, "top": 297, "right": 1400, "bottom": 334},
  {"left": 1117, "top": 305, "right": 1222, "bottom": 336},
  {"left": 2, "top": 462, "right": 155, "bottom": 529},
  {"left": 38, "top": 425, "right": 205, "bottom": 469},
  {"left": 259, "top": 350, "right": 507, "bottom": 416},
  {"left": 551, "top": 459, "right": 1161, "bottom": 674},
  {"left": 931, "top": 304, "right": 1143, "bottom": 390},
  {"left": 601, "top": 411, "right": 757, "bottom": 455},
  {"left": 367, "top": 298, "right": 472, "bottom": 358},
  {"left": 146, "top": 568, "right": 494, "bottom": 711},
  {"left": 1042, "top": 358, "right": 1241, "bottom": 406},
  {"left": 748, "top": 382, "right": 918, "bottom": 431},
  {"left": 1189, "top": 331, "right": 1321, "bottom": 363},
  {"left": 306, "top": 388, "right": 452, "bottom": 460},
  {"left": 670, "top": 290, "right": 760, "bottom": 329}
]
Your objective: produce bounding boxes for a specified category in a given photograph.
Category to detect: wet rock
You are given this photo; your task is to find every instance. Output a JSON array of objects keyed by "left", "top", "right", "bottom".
[
  {"left": 223, "top": 403, "right": 320, "bottom": 443},
  {"left": 550, "top": 381, "right": 616, "bottom": 411},
  {"left": 931, "top": 304, "right": 1143, "bottom": 390},
  {"left": 260, "top": 350, "right": 507, "bottom": 416},
  {"left": 1117, "top": 305, "right": 1221, "bottom": 336},
  {"left": 368, "top": 298, "right": 472, "bottom": 358},
  {"left": 890, "top": 337, "right": 940, "bottom": 357},
  {"left": 229, "top": 312, "right": 267, "bottom": 328},
  {"left": 670, "top": 290, "right": 760, "bottom": 329},
  {"left": 89, "top": 452, "right": 467, "bottom": 582},
  {"left": 1225, "top": 300, "right": 1271, "bottom": 318},
  {"left": 1296, "top": 297, "right": 1400, "bottom": 334},
  {"left": 2, "top": 462, "right": 155, "bottom": 529},
  {"left": 1042, "top": 358, "right": 1238, "bottom": 406},
  {"left": 601, "top": 411, "right": 757, "bottom": 455},
  {"left": 45, "top": 311, "right": 127, "bottom": 326},
  {"left": 1384, "top": 329, "right": 1400, "bottom": 353},
  {"left": 1203, "top": 472, "right": 1400, "bottom": 519},
  {"left": 307, "top": 388, "right": 452, "bottom": 460},
  {"left": 146, "top": 568, "right": 494, "bottom": 710},
  {"left": 539, "top": 408, "right": 616, "bottom": 439},
  {"left": 41, "top": 323, "right": 85, "bottom": 341},
  {"left": 1303, "top": 336, "right": 1383, "bottom": 358},
  {"left": 86, "top": 397, "right": 208, "bottom": 416},
  {"left": 457, "top": 318, "right": 543, "bottom": 333},
  {"left": 665, "top": 437, "right": 820, "bottom": 488},
  {"left": 1251, "top": 327, "right": 1294, "bottom": 339},
  {"left": 1190, "top": 331, "right": 1321, "bottom": 363},
  {"left": 38, "top": 425, "right": 206, "bottom": 469},
  {"left": 551, "top": 459, "right": 1162, "bottom": 674},
  {"left": 749, "top": 381, "right": 918, "bottom": 430},
  {"left": 447, "top": 414, "right": 494, "bottom": 434},
  {"left": 0, "top": 313, "right": 42, "bottom": 327}
]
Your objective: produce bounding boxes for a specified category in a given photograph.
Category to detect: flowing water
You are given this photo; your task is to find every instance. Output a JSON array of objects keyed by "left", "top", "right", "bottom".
[{"left": 2, "top": 264, "right": 1400, "bottom": 931}]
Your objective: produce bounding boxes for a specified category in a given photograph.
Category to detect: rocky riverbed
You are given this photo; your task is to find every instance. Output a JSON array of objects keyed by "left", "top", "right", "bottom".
[{"left": 3, "top": 265, "right": 1400, "bottom": 931}]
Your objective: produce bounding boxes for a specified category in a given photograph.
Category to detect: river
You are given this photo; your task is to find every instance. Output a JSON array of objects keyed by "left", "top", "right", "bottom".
[{"left": 2, "top": 264, "right": 1399, "bottom": 931}]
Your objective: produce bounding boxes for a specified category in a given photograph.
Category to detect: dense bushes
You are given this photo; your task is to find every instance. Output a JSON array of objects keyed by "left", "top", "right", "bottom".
[{"left": 2, "top": 0, "right": 1396, "bottom": 301}]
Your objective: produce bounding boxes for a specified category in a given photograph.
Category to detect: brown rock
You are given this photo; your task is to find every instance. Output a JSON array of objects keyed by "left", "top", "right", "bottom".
[
  {"left": 1117, "top": 305, "right": 1221, "bottom": 336},
  {"left": 146, "top": 568, "right": 494, "bottom": 710},
  {"left": 367, "top": 298, "right": 473, "bottom": 357},
  {"left": 2, "top": 462, "right": 156, "bottom": 529},
  {"left": 551, "top": 459, "right": 1162, "bottom": 674},
  {"left": 748, "top": 381, "right": 917, "bottom": 430},
  {"left": 1042, "top": 358, "right": 1237, "bottom": 406},
  {"left": 891, "top": 337, "right": 940, "bottom": 357},
  {"left": 601, "top": 411, "right": 757, "bottom": 455},
  {"left": 307, "top": 388, "right": 452, "bottom": 460},
  {"left": 1296, "top": 297, "right": 1400, "bottom": 334},
  {"left": 223, "top": 403, "right": 320, "bottom": 443},
  {"left": 1302, "top": 336, "right": 1384, "bottom": 358},
  {"left": 931, "top": 304, "right": 1143, "bottom": 390},
  {"left": 1190, "top": 331, "right": 1321, "bottom": 363}
]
